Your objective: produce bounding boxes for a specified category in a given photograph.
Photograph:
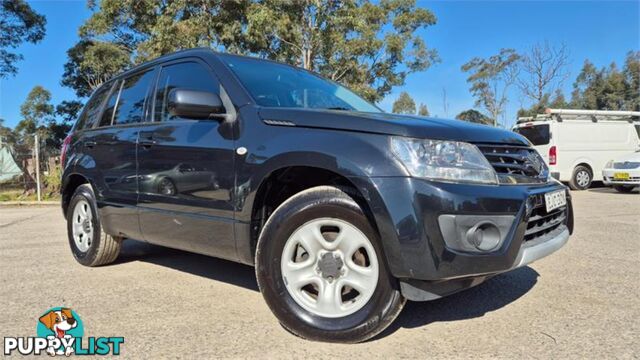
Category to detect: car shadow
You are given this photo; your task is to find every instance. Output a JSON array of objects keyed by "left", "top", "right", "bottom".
[
  {"left": 588, "top": 187, "right": 638, "bottom": 194},
  {"left": 115, "top": 239, "right": 259, "bottom": 292},
  {"left": 373, "top": 266, "right": 539, "bottom": 340},
  {"left": 115, "top": 240, "right": 538, "bottom": 341}
]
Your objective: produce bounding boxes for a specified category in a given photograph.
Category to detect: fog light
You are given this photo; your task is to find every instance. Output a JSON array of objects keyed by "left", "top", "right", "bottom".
[
  {"left": 466, "top": 222, "right": 501, "bottom": 251},
  {"left": 438, "top": 214, "right": 514, "bottom": 253}
]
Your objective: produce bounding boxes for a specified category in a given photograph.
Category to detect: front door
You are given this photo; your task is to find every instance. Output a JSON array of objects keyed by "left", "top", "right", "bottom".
[{"left": 136, "top": 59, "right": 237, "bottom": 260}]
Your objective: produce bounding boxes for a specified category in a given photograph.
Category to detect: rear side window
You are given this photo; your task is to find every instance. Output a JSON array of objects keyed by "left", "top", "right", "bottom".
[
  {"left": 74, "top": 83, "right": 112, "bottom": 130},
  {"left": 635, "top": 124, "right": 640, "bottom": 139},
  {"left": 99, "top": 80, "right": 122, "bottom": 127},
  {"left": 112, "top": 70, "right": 156, "bottom": 125},
  {"left": 153, "top": 61, "right": 219, "bottom": 122},
  {"left": 514, "top": 124, "right": 550, "bottom": 145}
]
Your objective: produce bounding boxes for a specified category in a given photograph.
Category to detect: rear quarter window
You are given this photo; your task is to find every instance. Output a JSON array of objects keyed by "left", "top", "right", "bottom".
[{"left": 74, "top": 83, "right": 113, "bottom": 131}]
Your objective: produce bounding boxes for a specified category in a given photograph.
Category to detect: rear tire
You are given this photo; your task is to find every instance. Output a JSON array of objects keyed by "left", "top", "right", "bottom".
[
  {"left": 255, "top": 186, "right": 405, "bottom": 343},
  {"left": 569, "top": 165, "right": 592, "bottom": 190},
  {"left": 613, "top": 185, "right": 636, "bottom": 193},
  {"left": 66, "top": 184, "right": 122, "bottom": 266}
]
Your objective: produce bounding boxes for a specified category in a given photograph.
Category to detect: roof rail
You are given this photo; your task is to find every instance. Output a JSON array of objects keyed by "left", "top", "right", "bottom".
[
  {"left": 545, "top": 108, "right": 640, "bottom": 117},
  {"left": 516, "top": 108, "right": 640, "bottom": 124}
]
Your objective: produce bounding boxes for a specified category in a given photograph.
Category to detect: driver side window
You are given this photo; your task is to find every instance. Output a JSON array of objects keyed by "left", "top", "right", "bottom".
[{"left": 154, "top": 61, "right": 220, "bottom": 122}]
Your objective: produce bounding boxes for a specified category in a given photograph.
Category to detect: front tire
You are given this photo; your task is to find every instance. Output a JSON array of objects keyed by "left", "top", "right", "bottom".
[
  {"left": 569, "top": 165, "right": 592, "bottom": 190},
  {"left": 66, "top": 184, "right": 122, "bottom": 267},
  {"left": 255, "top": 186, "right": 405, "bottom": 343}
]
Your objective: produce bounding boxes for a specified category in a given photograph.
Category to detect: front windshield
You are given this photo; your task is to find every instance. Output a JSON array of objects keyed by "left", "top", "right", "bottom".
[{"left": 221, "top": 55, "right": 380, "bottom": 113}]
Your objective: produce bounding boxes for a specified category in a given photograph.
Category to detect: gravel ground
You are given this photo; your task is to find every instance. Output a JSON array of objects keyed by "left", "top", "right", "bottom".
[{"left": 1, "top": 187, "right": 638, "bottom": 358}]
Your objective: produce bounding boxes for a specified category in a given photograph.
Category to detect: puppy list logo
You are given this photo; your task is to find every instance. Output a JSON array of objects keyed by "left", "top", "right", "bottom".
[{"left": 3, "top": 307, "right": 124, "bottom": 356}]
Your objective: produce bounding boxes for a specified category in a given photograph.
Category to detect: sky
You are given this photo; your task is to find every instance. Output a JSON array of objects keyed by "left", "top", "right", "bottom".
[{"left": 1, "top": 0, "right": 639, "bottom": 129}]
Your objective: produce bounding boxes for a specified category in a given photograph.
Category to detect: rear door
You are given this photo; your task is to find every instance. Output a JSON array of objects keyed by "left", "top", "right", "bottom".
[
  {"left": 136, "top": 59, "right": 237, "bottom": 259},
  {"left": 81, "top": 68, "right": 157, "bottom": 239}
]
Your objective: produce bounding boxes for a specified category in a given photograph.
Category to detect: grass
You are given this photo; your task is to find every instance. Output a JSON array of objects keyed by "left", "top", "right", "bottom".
[{"left": 0, "top": 189, "right": 60, "bottom": 202}]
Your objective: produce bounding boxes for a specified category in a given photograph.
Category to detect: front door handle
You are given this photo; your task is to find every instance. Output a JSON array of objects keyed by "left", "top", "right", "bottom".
[
  {"left": 84, "top": 141, "right": 97, "bottom": 148},
  {"left": 139, "top": 138, "right": 156, "bottom": 147}
]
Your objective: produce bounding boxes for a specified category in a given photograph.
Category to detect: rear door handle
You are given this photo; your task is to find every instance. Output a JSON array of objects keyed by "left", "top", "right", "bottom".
[
  {"left": 139, "top": 131, "right": 156, "bottom": 147},
  {"left": 84, "top": 141, "right": 97, "bottom": 148}
]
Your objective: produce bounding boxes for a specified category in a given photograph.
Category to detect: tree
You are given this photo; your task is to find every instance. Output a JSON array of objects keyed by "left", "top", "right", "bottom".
[
  {"left": 15, "top": 86, "right": 54, "bottom": 137},
  {"left": 571, "top": 59, "right": 632, "bottom": 111},
  {"left": 418, "top": 103, "right": 429, "bottom": 116},
  {"left": 455, "top": 109, "right": 492, "bottom": 125},
  {"left": 517, "top": 89, "right": 568, "bottom": 118},
  {"left": 69, "top": 0, "right": 439, "bottom": 102},
  {"left": 0, "top": 118, "right": 18, "bottom": 146},
  {"left": 602, "top": 63, "right": 627, "bottom": 110},
  {"left": 0, "top": 0, "right": 46, "bottom": 78},
  {"left": 517, "top": 41, "right": 569, "bottom": 104},
  {"left": 55, "top": 100, "right": 84, "bottom": 123},
  {"left": 461, "top": 48, "right": 520, "bottom": 127},
  {"left": 623, "top": 51, "right": 640, "bottom": 111},
  {"left": 61, "top": 39, "right": 131, "bottom": 97},
  {"left": 392, "top": 91, "right": 416, "bottom": 114},
  {"left": 571, "top": 59, "right": 602, "bottom": 109}
]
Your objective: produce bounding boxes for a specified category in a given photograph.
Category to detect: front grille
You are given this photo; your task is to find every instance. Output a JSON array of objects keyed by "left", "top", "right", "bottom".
[
  {"left": 613, "top": 161, "right": 640, "bottom": 169},
  {"left": 476, "top": 144, "right": 548, "bottom": 184},
  {"left": 524, "top": 194, "right": 567, "bottom": 242}
]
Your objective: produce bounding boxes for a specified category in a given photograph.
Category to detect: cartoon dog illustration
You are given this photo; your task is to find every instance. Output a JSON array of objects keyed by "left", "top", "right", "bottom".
[{"left": 39, "top": 308, "right": 77, "bottom": 338}]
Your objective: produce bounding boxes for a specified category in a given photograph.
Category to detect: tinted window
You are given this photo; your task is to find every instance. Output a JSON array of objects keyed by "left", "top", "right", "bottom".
[
  {"left": 514, "top": 124, "right": 550, "bottom": 145},
  {"left": 222, "top": 55, "right": 380, "bottom": 113},
  {"left": 99, "top": 80, "right": 122, "bottom": 127},
  {"left": 635, "top": 125, "right": 640, "bottom": 139},
  {"left": 154, "top": 62, "right": 219, "bottom": 122},
  {"left": 112, "top": 70, "right": 155, "bottom": 125},
  {"left": 75, "top": 83, "right": 112, "bottom": 130}
]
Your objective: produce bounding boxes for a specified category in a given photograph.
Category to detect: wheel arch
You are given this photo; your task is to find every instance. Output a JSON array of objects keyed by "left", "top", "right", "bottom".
[
  {"left": 248, "top": 166, "right": 380, "bottom": 260},
  {"left": 61, "top": 173, "right": 91, "bottom": 216}
]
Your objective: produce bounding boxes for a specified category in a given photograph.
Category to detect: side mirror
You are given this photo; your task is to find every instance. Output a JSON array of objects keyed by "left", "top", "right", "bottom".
[{"left": 167, "top": 89, "right": 225, "bottom": 119}]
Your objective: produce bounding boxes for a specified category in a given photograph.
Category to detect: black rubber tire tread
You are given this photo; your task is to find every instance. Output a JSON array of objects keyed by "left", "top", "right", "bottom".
[
  {"left": 569, "top": 165, "right": 592, "bottom": 190},
  {"left": 67, "top": 184, "right": 122, "bottom": 267},
  {"left": 255, "top": 185, "right": 405, "bottom": 343}
]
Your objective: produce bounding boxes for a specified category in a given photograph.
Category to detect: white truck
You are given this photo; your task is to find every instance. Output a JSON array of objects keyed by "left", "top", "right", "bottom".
[{"left": 513, "top": 108, "right": 640, "bottom": 190}]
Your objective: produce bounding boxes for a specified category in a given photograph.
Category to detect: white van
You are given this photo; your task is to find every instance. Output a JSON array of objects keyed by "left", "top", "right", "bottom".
[{"left": 513, "top": 109, "right": 640, "bottom": 190}]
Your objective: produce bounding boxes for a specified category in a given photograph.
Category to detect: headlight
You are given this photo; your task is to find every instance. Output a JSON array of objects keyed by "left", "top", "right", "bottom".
[
  {"left": 390, "top": 137, "right": 498, "bottom": 184},
  {"left": 605, "top": 160, "right": 613, "bottom": 169}
]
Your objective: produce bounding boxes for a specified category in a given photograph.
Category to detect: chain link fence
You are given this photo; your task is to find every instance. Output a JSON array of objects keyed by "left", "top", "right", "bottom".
[{"left": 0, "top": 133, "right": 62, "bottom": 201}]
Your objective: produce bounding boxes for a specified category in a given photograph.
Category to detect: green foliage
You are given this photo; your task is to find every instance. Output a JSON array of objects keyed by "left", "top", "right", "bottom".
[
  {"left": 12, "top": 86, "right": 72, "bottom": 150},
  {"left": 392, "top": 91, "right": 416, "bottom": 114},
  {"left": 0, "top": 0, "right": 46, "bottom": 78},
  {"left": 66, "top": 0, "right": 439, "bottom": 102},
  {"left": 418, "top": 103, "right": 429, "bottom": 116},
  {"left": 16, "top": 86, "right": 54, "bottom": 136},
  {"left": 455, "top": 109, "right": 492, "bottom": 125},
  {"left": 569, "top": 54, "right": 640, "bottom": 111},
  {"left": 43, "top": 164, "right": 62, "bottom": 194},
  {"left": 462, "top": 48, "right": 520, "bottom": 127},
  {"left": 62, "top": 39, "right": 131, "bottom": 97},
  {"left": 0, "top": 118, "right": 18, "bottom": 146}
]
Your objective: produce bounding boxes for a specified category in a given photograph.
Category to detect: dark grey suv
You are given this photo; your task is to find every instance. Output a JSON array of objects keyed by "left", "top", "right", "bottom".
[{"left": 61, "top": 48, "right": 573, "bottom": 343}]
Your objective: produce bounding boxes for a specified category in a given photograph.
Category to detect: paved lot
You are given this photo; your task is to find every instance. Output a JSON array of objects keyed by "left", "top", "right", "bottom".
[{"left": 1, "top": 187, "right": 639, "bottom": 358}]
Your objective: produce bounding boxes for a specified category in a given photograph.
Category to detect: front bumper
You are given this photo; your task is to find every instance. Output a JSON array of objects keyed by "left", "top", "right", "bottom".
[
  {"left": 602, "top": 168, "right": 640, "bottom": 186},
  {"left": 358, "top": 177, "right": 573, "bottom": 298}
]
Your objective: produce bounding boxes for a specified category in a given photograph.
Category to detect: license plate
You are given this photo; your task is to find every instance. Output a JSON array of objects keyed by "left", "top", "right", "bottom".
[
  {"left": 613, "top": 172, "right": 630, "bottom": 180},
  {"left": 544, "top": 190, "right": 567, "bottom": 213}
]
